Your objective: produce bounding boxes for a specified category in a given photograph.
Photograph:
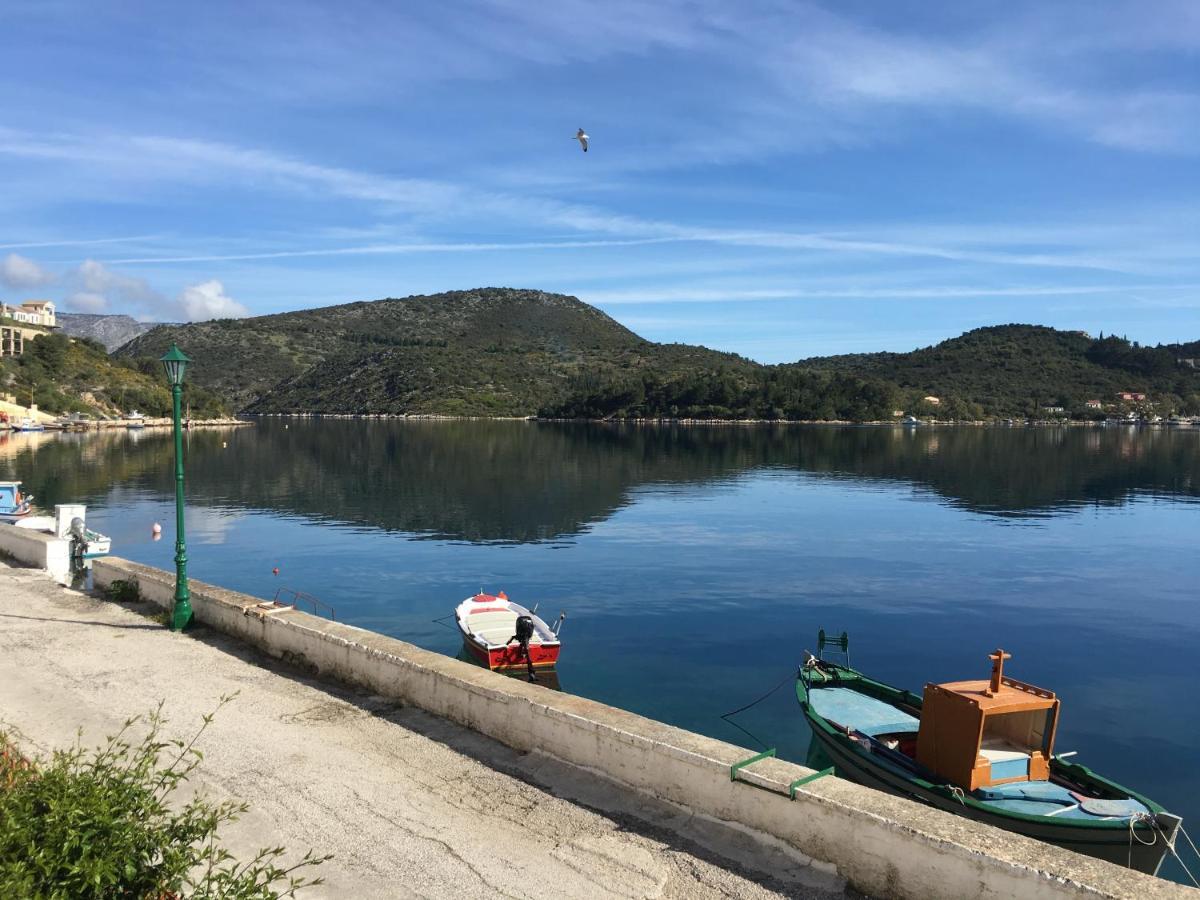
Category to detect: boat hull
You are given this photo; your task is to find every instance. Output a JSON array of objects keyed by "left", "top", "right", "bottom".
[
  {"left": 805, "top": 723, "right": 1173, "bottom": 874},
  {"left": 461, "top": 637, "right": 560, "bottom": 671}
]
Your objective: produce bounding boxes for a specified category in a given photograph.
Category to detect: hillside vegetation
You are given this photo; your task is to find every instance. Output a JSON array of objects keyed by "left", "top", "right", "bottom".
[
  {"left": 114, "top": 290, "right": 1200, "bottom": 420},
  {"left": 790, "top": 325, "right": 1200, "bottom": 419},
  {"left": 1, "top": 332, "right": 228, "bottom": 418},
  {"left": 118, "top": 288, "right": 758, "bottom": 416}
]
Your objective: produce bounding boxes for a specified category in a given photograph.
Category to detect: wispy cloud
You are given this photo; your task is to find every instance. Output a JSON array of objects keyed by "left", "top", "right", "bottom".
[
  {"left": 585, "top": 283, "right": 1200, "bottom": 304},
  {"left": 3, "top": 124, "right": 1194, "bottom": 277},
  {"left": 101, "top": 237, "right": 683, "bottom": 265},
  {"left": 0, "top": 235, "right": 157, "bottom": 251}
]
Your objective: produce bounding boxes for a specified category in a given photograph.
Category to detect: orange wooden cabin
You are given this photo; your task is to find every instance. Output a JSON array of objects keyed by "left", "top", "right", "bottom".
[{"left": 915, "top": 650, "right": 1060, "bottom": 792}]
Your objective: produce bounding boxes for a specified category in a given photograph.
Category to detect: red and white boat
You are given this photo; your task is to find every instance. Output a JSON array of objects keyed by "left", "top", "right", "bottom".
[{"left": 454, "top": 591, "right": 563, "bottom": 672}]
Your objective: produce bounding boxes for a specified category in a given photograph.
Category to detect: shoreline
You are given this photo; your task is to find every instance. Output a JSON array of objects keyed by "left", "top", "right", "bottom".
[
  {"left": 26, "top": 417, "right": 253, "bottom": 432},
  {"left": 241, "top": 412, "right": 1150, "bottom": 427}
]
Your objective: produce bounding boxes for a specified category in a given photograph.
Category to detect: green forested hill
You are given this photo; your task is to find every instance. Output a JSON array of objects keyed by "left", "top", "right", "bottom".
[
  {"left": 117, "top": 288, "right": 759, "bottom": 416},
  {"left": 113, "top": 291, "right": 1200, "bottom": 420},
  {"left": 788, "top": 325, "right": 1200, "bottom": 418},
  {"left": 0, "top": 331, "right": 227, "bottom": 418},
  {"left": 117, "top": 288, "right": 653, "bottom": 412}
]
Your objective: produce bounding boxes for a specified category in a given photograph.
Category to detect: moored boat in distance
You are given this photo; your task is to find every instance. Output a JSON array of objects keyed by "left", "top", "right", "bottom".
[
  {"left": 125, "top": 410, "right": 146, "bottom": 430},
  {"left": 455, "top": 591, "right": 563, "bottom": 677},
  {"left": 797, "top": 639, "right": 1183, "bottom": 875},
  {"left": 0, "top": 481, "right": 33, "bottom": 520},
  {"left": 10, "top": 417, "right": 45, "bottom": 432}
]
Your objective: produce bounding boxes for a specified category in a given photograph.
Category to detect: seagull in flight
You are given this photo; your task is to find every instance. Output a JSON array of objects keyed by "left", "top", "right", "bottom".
[{"left": 575, "top": 127, "right": 589, "bottom": 152}]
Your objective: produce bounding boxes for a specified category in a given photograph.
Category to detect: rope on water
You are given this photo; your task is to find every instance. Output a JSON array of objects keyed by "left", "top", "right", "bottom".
[
  {"left": 431, "top": 613, "right": 457, "bottom": 631},
  {"left": 718, "top": 671, "right": 795, "bottom": 751},
  {"left": 1160, "top": 821, "right": 1200, "bottom": 888}
]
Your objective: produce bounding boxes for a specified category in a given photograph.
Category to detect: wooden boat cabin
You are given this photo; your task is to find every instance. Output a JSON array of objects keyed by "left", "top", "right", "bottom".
[{"left": 915, "top": 650, "right": 1059, "bottom": 793}]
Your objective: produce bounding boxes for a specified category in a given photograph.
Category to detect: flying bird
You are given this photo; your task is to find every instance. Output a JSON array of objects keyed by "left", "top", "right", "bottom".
[{"left": 575, "top": 127, "right": 589, "bottom": 152}]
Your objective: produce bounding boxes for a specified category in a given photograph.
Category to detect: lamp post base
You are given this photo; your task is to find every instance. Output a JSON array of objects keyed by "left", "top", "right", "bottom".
[{"left": 170, "top": 599, "right": 193, "bottom": 632}]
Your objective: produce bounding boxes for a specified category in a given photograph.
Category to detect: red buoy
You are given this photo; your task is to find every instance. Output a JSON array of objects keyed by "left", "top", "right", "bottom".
[{"left": 272, "top": 567, "right": 280, "bottom": 576}]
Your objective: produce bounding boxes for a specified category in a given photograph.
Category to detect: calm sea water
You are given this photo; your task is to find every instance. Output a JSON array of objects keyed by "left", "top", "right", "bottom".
[{"left": 4, "top": 420, "right": 1199, "bottom": 882}]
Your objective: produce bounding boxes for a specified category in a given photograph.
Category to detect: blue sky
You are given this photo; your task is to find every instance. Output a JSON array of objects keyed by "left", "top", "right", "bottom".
[{"left": 1, "top": 0, "right": 1198, "bottom": 361}]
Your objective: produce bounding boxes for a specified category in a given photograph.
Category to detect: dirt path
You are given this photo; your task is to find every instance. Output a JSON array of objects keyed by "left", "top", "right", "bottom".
[{"left": 0, "top": 560, "right": 849, "bottom": 900}]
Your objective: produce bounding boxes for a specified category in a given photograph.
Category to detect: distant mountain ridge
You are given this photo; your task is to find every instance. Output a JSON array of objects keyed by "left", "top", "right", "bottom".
[
  {"left": 113, "top": 289, "right": 1200, "bottom": 420},
  {"left": 57, "top": 313, "right": 163, "bottom": 351}
]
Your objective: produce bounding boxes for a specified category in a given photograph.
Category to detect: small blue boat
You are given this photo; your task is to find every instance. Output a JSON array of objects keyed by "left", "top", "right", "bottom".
[
  {"left": 0, "top": 481, "right": 33, "bottom": 519},
  {"left": 10, "top": 417, "right": 45, "bottom": 432}
]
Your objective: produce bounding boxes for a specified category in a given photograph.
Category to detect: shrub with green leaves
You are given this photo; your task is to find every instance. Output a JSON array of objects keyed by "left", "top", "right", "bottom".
[{"left": 0, "top": 697, "right": 329, "bottom": 899}]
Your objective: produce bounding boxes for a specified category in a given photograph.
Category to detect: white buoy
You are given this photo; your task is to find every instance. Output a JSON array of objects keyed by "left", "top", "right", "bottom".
[
  {"left": 152, "top": 522, "right": 162, "bottom": 535},
  {"left": 222, "top": 441, "right": 227, "bottom": 448}
]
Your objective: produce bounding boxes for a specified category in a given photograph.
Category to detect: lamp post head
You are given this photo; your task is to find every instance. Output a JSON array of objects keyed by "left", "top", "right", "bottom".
[{"left": 159, "top": 344, "right": 191, "bottom": 387}]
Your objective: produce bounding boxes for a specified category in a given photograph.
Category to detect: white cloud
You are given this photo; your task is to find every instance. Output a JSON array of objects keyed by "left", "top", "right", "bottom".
[
  {"left": 0, "top": 253, "right": 55, "bottom": 289},
  {"left": 75, "top": 258, "right": 163, "bottom": 306},
  {"left": 64, "top": 291, "right": 109, "bottom": 313},
  {"left": 54, "top": 263, "right": 246, "bottom": 321},
  {"left": 174, "top": 280, "right": 247, "bottom": 320}
]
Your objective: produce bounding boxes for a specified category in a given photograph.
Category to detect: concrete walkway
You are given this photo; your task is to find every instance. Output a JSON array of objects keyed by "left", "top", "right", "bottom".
[{"left": 0, "top": 560, "right": 851, "bottom": 900}]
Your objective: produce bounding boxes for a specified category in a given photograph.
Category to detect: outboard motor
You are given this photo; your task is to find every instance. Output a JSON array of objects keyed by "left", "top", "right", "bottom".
[{"left": 511, "top": 615, "right": 536, "bottom": 682}]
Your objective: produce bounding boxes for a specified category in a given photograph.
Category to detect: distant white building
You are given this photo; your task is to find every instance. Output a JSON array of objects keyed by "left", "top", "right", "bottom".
[{"left": 0, "top": 300, "right": 57, "bottom": 329}]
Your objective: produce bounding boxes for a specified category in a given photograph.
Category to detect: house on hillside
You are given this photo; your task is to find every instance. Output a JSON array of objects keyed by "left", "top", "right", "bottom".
[
  {"left": 0, "top": 301, "right": 58, "bottom": 357},
  {"left": 1041, "top": 405, "right": 1065, "bottom": 414},
  {"left": 1117, "top": 391, "right": 1146, "bottom": 402},
  {"left": 922, "top": 396, "right": 941, "bottom": 406},
  {"left": 1085, "top": 399, "right": 1103, "bottom": 410},
  {"left": 0, "top": 300, "right": 57, "bottom": 329}
]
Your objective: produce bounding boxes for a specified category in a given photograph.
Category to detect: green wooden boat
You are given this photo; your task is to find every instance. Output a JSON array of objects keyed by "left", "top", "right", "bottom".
[{"left": 796, "top": 641, "right": 1182, "bottom": 875}]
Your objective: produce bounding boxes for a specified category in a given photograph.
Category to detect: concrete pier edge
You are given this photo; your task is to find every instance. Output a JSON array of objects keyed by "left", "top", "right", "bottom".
[{"left": 8, "top": 550, "right": 1176, "bottom": 899}]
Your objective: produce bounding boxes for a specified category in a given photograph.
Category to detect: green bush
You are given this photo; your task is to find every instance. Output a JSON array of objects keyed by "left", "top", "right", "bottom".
[
  {"left": 104, "top": 579, "right": 141, "bottom": 603},
  {"left": 0, "top": 697, "right": 329, "bottom": 898}
]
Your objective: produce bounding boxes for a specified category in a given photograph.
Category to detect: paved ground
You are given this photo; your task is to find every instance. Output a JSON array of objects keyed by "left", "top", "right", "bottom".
[{"left": 0, "top": 560, "right": 851, "bottom": 899}]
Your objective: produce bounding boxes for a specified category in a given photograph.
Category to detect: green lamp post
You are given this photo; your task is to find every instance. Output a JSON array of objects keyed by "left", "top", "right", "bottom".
[{"left": 160, "top": 344, "right": 193, "bottom": 632}]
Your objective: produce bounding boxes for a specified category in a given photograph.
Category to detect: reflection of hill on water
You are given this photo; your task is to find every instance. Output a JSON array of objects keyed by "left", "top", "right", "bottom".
[{"left": 3, "top": 422, "right": 1197, "bottom": 542}]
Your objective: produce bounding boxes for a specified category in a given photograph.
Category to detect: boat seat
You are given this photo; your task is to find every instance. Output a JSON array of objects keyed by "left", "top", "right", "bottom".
[
  {"left": 466, "top": 610, "right": 543, "bottom": 647},
  {"left": 807, "top": 686, "right": 919, "bottom": 737},
  {"left": 974, "top": 780, "right": 1150, "bottom": 820},
  {"left": 979, "top": 738, "right": 1031, "bottom": 781}
]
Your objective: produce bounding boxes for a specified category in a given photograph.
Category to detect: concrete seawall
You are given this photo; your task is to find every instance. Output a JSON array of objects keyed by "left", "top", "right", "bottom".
[
  {"left": 0, "top": 524, "right": 72, "bottom": 583},
  {"left": 90, "top": 556, "right": 1189, "bottom": 900}
]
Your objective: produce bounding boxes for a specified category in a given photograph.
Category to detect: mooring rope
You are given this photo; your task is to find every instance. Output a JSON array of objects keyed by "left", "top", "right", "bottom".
[
  {"left": 1127, "top": 812, "right": 1158, "bottom": 871},
  {"left": 718, "top": 671, "right": 794, "bottom": 751},
  {"left": 1159, "top": 820, "right": 1200, "bottom": 888},
  {"left": 431, "top": 613, "right": 457, "bottom": 630}
]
